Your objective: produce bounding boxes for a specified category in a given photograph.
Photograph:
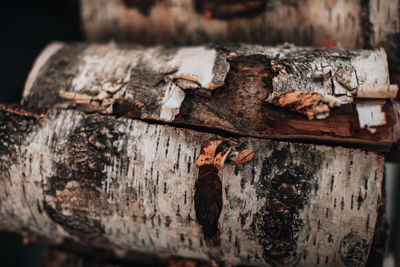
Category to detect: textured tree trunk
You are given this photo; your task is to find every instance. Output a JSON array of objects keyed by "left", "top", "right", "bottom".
[
  {"left": 79, "top": 0, "right": 400, "bottom": 70},
  {"left": 39, "top": 248, "right": 123, "bottom": 267},
  {"left": 22, "top": 42, "right": 398, "bottom": 152},
  {"left": 0, "top": 104, "right": 385, "bottom": 266},
  {"left": 1, "top": 2, "right": 395, "bottom": 265},
  {"left": 38, "top": 246, "right": 211, "bottom": 267}
]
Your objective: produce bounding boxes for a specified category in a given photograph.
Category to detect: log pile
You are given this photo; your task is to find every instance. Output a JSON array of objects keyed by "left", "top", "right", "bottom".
[
  {"left": 80, "top": 0, "right": 400, "bottom": 72},
  {"left": 1, "top": 0, "right": 400, "bottom": 266}
]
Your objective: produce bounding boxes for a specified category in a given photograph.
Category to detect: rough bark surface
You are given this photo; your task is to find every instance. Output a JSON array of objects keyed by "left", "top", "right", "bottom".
[
  {"left": 22, "top": 42, "right": 397, "bottom": 151},
  {"left": 39, "top": 246, "right": 212, "bottom": 267},
  {"left": 39, "top": 248, "right": 124, "bottom": 267},
  {"left": 0, "top": 105, "right": 385, "bottom": 266},
  {"left": 79, "top": 0, "right": 400, "bottom": 69}
]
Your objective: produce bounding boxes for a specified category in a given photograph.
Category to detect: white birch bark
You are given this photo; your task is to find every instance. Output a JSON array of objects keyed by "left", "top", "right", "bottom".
[
  {"left": 22, "top": 42, "right": 398, "bottom": 151},
  {"left": 79, "top": 0, "right": 400, "bottom": 67},
  {"left": 0, "top": 106, "right": 385, "bottom": 266}
]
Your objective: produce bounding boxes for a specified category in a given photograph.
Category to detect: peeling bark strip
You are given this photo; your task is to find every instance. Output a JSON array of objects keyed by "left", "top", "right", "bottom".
[
  {"left": 23, "top": 42, "right": 397, "bottom": 151},
  {"left": 194, "top": 140, "right": 255, "bottom": 245},
  {"left": 267, "top": 91, "right": 341, "bottom": 120},
  {"left": 79, "top": 0, "right": 400, "bottom": 67},
  {"left": 0, "top": 106, "right": 385, "bottom": 266}
]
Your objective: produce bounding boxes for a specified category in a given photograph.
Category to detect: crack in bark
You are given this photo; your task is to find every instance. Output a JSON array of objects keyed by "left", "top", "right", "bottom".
[
  {"left": 1, "top": 103, "right": 390, "bottom": 155},
  {"left": 22, "top": 44, "right": 396, "bottom": 152},
  {"left": 0, "top": 105, "right": 386, "bottom": 265}
]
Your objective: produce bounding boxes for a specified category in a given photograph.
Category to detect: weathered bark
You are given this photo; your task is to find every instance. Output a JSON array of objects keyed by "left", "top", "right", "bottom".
[
  {"left": 22, "top": 42, "right": 398, "bottom": 151},
  {"left": 39, "top": 248, "right": 124, "bottom": 267},
  {"left": 39, "top": 246, "right": 211, "bottom": 267},
  {"left": 79, "top": 0, "right": 400, "bottom": 70},
  {"left": 0, "top": 105, "right": 385, "bottom": 266}
]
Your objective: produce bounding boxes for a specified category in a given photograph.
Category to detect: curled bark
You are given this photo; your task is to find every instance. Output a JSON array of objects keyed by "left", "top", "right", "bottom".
[
  {"left": 22, "top": 42, "right": 398, "bottom": 151},
  {"left": 0, "top": 105, "right": 385, "bottom": 266}
]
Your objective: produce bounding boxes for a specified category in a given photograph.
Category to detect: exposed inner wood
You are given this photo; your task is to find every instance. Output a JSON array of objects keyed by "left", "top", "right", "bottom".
[
  {"left": 194, "top": 165, "right": 222, "bottom": 246},
  {"left": 22, "top": 43, "right": 397, "bottom": 151},
  {"left": 0, "top": 105, "right": 385, "bottom": 266}
]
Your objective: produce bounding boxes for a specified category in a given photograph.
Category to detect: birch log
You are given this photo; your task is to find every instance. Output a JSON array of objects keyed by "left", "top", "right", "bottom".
[
  {"left": 0, "top": 105, "right": 385, "bottom": 266},
  {"left": 79, "top": 0, "right": 400, "bottom": 69},
  {"left": 22, "top": 42, "right": 398, "bottom": 151},
  {"left": 38, "top": 247, "right": 210, "bottom": 267}
]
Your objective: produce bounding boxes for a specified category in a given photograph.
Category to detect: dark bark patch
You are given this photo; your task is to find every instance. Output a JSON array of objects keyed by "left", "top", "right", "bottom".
[
  {"left": 360, "top": 0, "right": 374, "bottom": 49},
  {"left": 357, "top": 188, "right": 365, "bottom": 210},
  {"left": 64, "top": 116, "right": 122, "bottom": 186},
  {"left": 194, "top": 0, "right": 267, "bottom": 20},
  {"left": 0, "top": 108, "right": 37, "bottom": 155},
  {"left": 251, "top": 143, "right": 322, "bottom": 264},
  {"left": 43, "top": 115, "right": 124, "bottom": 240},
  {"left": 339, "top": 233, "right": 368, "bottom": 266},
  {"left": 123, "top": 68, "right": 168, "bottom": 119},
  {"left": 0, "top": 108, "right": 37, "bottom": 183},
  {"left": 113, "top": 101, "right": 142, "bottom": 118},
  {"left": 194, "top": 165, "right": 222, "bottom": 246},
  {"left": 43, "top": 193, "right": 105, "bottom": 243},
  {"left": 177, "top": 55, "right": 272, "bottom": 134},
  {"left": 122, "top": 0, "right": 160, "bottom": 15}
]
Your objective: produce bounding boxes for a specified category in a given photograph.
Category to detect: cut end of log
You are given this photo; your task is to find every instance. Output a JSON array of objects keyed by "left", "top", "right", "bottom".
[{"left": 22, "top": 42, "right": 64, "bottom": 102}]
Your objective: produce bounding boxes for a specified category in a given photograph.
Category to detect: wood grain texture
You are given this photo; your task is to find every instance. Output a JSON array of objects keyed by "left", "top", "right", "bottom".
[
  {"left": 22, "top": 42, "right": 397, "bottom": 151},
  {"left": 0, "top": 105, "right": 385, "bottom": 266}
]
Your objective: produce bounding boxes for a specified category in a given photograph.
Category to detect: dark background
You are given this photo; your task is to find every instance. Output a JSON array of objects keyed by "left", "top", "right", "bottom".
[
  {"left": 0, "top": 0, "right": 81, "bottom": 104},
  {"left": 0, "top": 1, "right": 399, "bottom": 266},
  {"left": 0, "top": 1, "right": 81, "bottom": 266}
]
